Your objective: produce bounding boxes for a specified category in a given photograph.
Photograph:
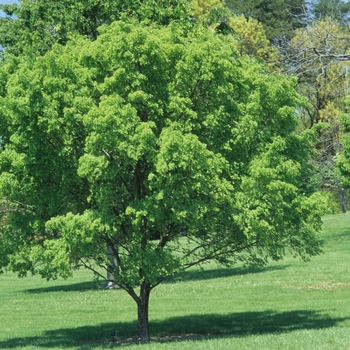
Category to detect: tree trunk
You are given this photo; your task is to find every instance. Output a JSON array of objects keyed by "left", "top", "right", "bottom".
[
  {"left": 105, "top": 244, "right": 118, "bottom": 289},
  {"left": 105, "top": 270, "right": 115, "bottom": 289},
  {"left": 137, "top": 282, "right": 151, "bottom": 340},
  {"left": 338, "top": 185, "right": 347, "bottom": 213}
]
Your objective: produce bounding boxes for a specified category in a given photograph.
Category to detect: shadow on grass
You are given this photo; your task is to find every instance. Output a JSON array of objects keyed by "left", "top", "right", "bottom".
[
  {"left": 164, "top": 265, "right": 289, "bottom": 284},
  {"left": 0, "top": 309, "right": 347, "bottom": 348},
  {"left": 24, "top": 265, "right": 289, "bottom": 294},
  {"left": 24, "top": 281, "right": 106, "bottom": 294}
]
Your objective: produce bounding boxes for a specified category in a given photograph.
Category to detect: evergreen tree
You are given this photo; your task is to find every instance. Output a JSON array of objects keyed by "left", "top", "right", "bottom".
[
  {"left": 312, "top": 0, "right": 350, "bottom": 24},
  {"left": 225, "top": 0, "right": 306, "bottom": 41}
]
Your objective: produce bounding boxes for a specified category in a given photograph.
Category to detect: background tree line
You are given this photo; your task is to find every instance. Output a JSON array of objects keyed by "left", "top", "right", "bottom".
[{"left": 192, "top": 0, "right": 350, "bottom": 211}]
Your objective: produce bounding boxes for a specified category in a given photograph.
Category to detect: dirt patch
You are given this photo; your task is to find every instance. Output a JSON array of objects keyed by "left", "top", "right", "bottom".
[{"left": 114, "top": 333, "right": 213, "bottom": 346}]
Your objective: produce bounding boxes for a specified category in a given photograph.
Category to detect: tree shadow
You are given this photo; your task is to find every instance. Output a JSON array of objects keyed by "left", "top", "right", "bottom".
[
  {"left": 0, "top": 309, "right": 347, "bottom": 348},
  {"left": 24, "top": 265, "right": 289, "bottom": 294},
  {"left": 150, "top": 309, "right": 345, "bottom": 336},
  {"left": 24, "top": 280, "right": 107, "bottom": 294},
  {"left": 164, "top": 265, "right": 289, "bottom": 284}
]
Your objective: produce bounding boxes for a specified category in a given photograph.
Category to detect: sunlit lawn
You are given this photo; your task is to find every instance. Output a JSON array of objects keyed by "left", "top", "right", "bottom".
[{"left": 0, "top": 212, "right": 350, "bottom": 349}]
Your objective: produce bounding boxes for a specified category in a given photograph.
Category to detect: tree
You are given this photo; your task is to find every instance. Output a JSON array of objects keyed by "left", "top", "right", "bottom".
[
  {"left": 337, "top": 103, "right": 350, "bottom": 208},
  {"left": 190, "top": 2, "right": 282, "bottom": 71},
  {"left": 192, "top": 0, "right": 224, "bottom": 18},
  {"left": 286, "top": 18, "right": 350, "bottom": 207},
  {"left": 0, "top": 0, "right": 192, "bottom": 56},
  {"left": 0, "top": 0, "right": 192, "bottom": 288},
  {"left": 287, "top": 18, "right": 349, "bottom": 126},
  {"left": 228, "top": 14, "right": 281, "bottom": 70},
  {"left": 225, "top": 0, "right": 306, "bottom": 41},
  {"left": 312, "top": 0, "right": 350, "bottom": 24},
  {"left": 0, "top": 20, "right": 328, "bottom": 339}
]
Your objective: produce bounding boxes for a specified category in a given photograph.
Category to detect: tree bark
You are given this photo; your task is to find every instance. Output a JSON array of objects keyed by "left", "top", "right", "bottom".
[
  {"left": 105, "top": 244, "right": 118, "bottom": 289},
  {"left": 338, "top": 185, "right": 347, "bottom": 213},
  {"left": 137, "top": 281, "right": 151, "bottom": 340}
]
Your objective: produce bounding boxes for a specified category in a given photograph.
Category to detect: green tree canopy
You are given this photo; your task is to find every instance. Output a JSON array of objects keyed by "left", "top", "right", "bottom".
[
  {"left": 229, "top": 14, "right": 281, "bottom": 70},
  {"left": 0, "top": 0, "right": 192, "bottom": 56},
  {"left": 192, "top": 0, "right": 224, "bottom": 18},
  {"left": 0, "top": 20, "right": 328, "bottom": 339}
]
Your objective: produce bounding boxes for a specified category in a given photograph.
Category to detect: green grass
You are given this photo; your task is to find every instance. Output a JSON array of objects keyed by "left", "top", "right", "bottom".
[{"left": 1, "top": 212, "right": 350, "bottom": 349}]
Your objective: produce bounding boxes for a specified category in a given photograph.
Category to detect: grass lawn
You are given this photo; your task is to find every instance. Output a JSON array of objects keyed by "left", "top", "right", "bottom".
[{"left": 0, "top": 212, "right": 350, "bottom": 349}]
